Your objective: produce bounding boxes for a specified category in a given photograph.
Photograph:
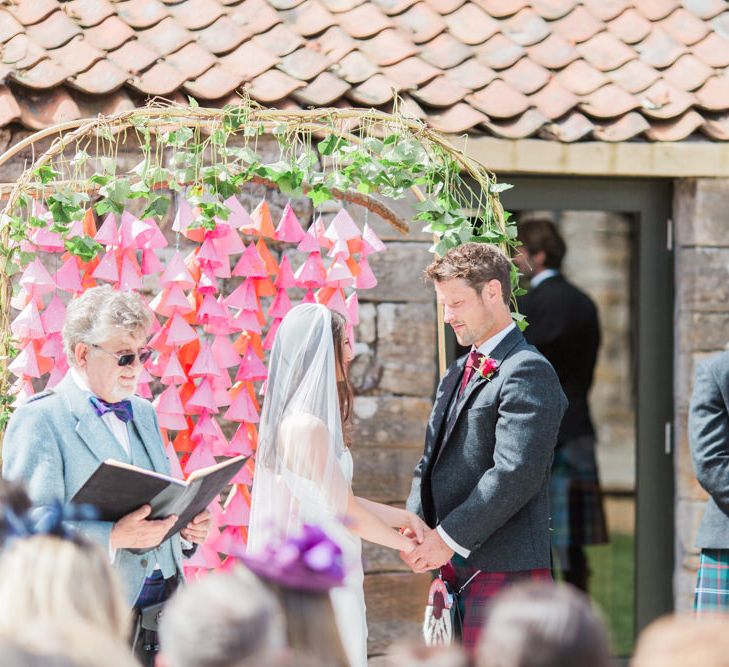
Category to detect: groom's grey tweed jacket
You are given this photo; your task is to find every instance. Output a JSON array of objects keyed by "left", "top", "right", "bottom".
[{"left": 407, "top": 327, "right": 567, "bottom": 572}]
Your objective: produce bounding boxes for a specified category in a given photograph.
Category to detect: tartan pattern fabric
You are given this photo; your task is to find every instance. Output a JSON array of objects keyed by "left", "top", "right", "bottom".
[
  {"left": 694, "top": 549, "right": 729, "bottom": 612},
  {"left": 441, "top": 556, "right": 552, "bottom": 654}
]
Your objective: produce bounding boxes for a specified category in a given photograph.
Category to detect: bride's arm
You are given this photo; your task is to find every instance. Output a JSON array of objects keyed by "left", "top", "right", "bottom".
[
  {"left": 354, "top": 497, "right": 426, "bottom": 541},
  {"left": 346, "top": 492, "right": 416, "bottom": 552}
]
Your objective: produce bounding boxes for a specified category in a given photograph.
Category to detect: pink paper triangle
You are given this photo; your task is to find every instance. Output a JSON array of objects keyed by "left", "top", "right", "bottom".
[
  {"left": 222, "top": 487, "right": 250, "bottom": 526},
  {"left": 94, "top": 213, "right": 118, "bottom": 246},
  {"left": 160, "top": 251, "right": 195, "bottom": 289},
  {"left": 150, "top": 283, "right": 194, "bottom": 317},
  {"left": 211, "top": 335, "right": 240, "bottom": 369},
  {"left": 8, "top": 344, "right": 41, "bottom": 378},
  {"left": 119, "top": 254, "right": 143, "bottom": 292},
  {"left": 224, "top": 387, "right": 260, "bottom": 423},
  {"left": 158, "top": 410, "right": 188, "bottom": 430},
  {"left": 19, "top": 257, "right": 56, "bottom": 296},
  {"left": 228, "top": 424, "right": 255, "bottom": 456},
  {"left": 296, "top": 226, "right": 320, "bottom": 253},
  {"left": 154, "top": 384, "right": 186, "bottom": 415},
  {"left": 326, "top": 254, "right": 355, "bottom": 287},
  {"left": 328, "top": 238, "right": 350, "bottom": 259},
  {"left": 274, "top": 255, "right": 297, "bottom": 289},
  {"left": 197, "top": 237, "right": 223, "bottom": 268},
  {"left": 275, "top": 202, "right": 306, "bottom": 242},
  {"left": 39, "top": 333, "right": 64, "bottom": 358},
  {"left": 263, "top": 318, "right": 282, "bottom": 351},
  {"left": 54, "top": 256, "right": 83, "bottom": 293},
  {"left": 183, "top": 441, "right": 217, "bottom": 475},
  {"left": 189, "top": 342, "right": 222, "bottom": 378},
  {"left": 231, "top": 310, "right": 262, "bottom": 335},
  {"left": 355, "top": 257, "right": 377, "bottom": 289},
  {"left": 191, "top": 411, "right": 219, "bottom": 441},
  {"left": 31, "top": 227, "right": 64, "bottom": 253},
  {"left": 231, "top": 243, "right": 267, "bottom": 279},
  {"left": 267, "top": 288, "right": 292, "bottom": 319},
  {"left": 166, "top": 313, "right": 198, "bottom": 346},
  {"left": 234, "top": 348, "right": 268, "bottom": 382},
  {"left": 172, "top": 199, "right": 195, "bottom": 233},
  {"left": 225, "top": 279, "right": 259, "bottom": 312},
  {"left": 46, "top": 361, "right": 69, "bottom": 389},
  {"left": 196, "top": 294, "right": 230, "bottom": 326},
  {"left": 325, "top": 208, "right": 361, "bottom": 241},
  {"left": 294, "top": 252, "right": 326, "bottom": 287},
  {"left": 141, "top": 249, "right": 165, "bottom": 275},
  {"left": 223, "top": 196, "right": 254, "bottom": 230},
  {"left": 363, "top": 223, "right": 386, "bottom": 253},
  {"left": 186, "top": 378, "right": 219, "bottom": 413},
  {"left": 119, "top": 212, "right": 155, "bottom": 249},
  {"left": 92, "top": 250, "right": 120, "bottom": 283},
  {"left": 165, "top": 442, "right": 185, "bottom": 479},
  {"left": 212, "top": 225, "right": 245, "bottom": 256},
  {"left": 11, "top": 301, "right": 44, "bottom": 339},
  {"left": 301, "top": 288, "right": 316, "bottom": 304},
  {"left": 41, "top": 295, "right": 66, "bottom": 334},
  {"left": 161, "top": 352, "right": 187, "bottom": 385},
  {"left": 210, "top": 526, "right": 243, "bottom": 555},
  {"left": 142, "top": 220, "right": 168, "bottom": 250},
  {"left": 346, "top": 292, "right": 360, "bottom": 325},
  {"left": 231, "top": 462, "right": 253, "bottom": 486},
  {"left": 322, "top": 288, "right": 348, "bottom": 319}
]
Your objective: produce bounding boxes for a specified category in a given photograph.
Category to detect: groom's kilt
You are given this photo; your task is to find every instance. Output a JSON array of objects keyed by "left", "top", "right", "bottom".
[{"left": 694, "top": 549, "right": 729, "bottom": 612}]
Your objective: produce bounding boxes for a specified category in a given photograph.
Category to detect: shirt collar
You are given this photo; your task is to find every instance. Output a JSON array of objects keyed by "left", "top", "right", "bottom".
[
  {"left": 474, "top": 322, "right": 517, "bottom": 357},
  {"left": 530, "top": 268, "right": 559, "bottom": 288},
  {"left": 69, "top": 366, "right": 92, "bottom": 394}
]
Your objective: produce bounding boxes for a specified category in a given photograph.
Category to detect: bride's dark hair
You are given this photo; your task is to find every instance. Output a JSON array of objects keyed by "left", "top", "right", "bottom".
[{"left": 330, "top": 310, "right": 354, "bottom": 447}]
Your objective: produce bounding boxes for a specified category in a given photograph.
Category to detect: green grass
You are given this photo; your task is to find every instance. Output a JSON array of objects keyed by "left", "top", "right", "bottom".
[{"left": 585, "top": 532, "right": 635, "bottom": 657}]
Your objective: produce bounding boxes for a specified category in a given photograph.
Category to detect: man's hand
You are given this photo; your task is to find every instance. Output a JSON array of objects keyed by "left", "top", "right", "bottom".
[
  {"left": 180, "top": 509, "right": 212, "bottom": 544},
  {"left": 400, "top": 527, "right": 454, "bottom": 573},
  {"left": 110, "top": 505, "right": 177, "bottom": 550},
  {"left": 401, "top": 511, "right": 428, "bottom": 544}
]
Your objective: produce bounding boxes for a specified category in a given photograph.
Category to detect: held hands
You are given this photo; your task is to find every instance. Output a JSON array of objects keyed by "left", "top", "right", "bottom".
[
  {"left": 400, "top": 527, "right": 454, "bottom": 573},
  {"left": 180, "top": 509, "right": 212, "bottom": 544},
  {"left": 110, "top": 504, "right": 177, "bottom": 550},
  {"left": 397, "top": 510, "right": 427, "bottom": 554}
]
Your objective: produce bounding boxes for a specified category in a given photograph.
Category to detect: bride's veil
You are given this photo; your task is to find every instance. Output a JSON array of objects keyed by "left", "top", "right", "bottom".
[{"left": 247, "top": 303, "right": 351, "bottom": 554}]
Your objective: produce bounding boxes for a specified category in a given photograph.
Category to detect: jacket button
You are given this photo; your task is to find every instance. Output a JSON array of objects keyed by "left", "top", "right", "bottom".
[{"left": 141, "top": 559, "right": 148, "bottom": 568}]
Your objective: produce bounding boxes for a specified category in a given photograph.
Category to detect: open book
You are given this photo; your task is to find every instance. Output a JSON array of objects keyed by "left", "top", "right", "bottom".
[{"left": 71, "top": 455, "right": 247, "bottom": 546}]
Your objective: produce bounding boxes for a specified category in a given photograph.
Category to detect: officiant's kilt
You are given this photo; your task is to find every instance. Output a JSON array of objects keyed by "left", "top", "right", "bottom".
[{"left": 695, "top": 549, "right": 729, "bottom": 612}]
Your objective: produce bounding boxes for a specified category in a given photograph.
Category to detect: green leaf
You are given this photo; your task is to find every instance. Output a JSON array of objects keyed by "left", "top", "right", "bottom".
[
  {"left": 308, "top": 184, "right": 332, "bottom": 207},
  {"left": 65, "top": 235, "right": 103, "bottom": 263},
  {"left": 318, "top": 134, "right": 348, "bottom": 156},
  {"left": 35, "top": 164, "right": 60, "bottom": 184},
  {"left": 143, "top": 195, "right": 171, "bottom": 219},
  {"left": 187, "top": 95, "right": 199, "bottom": 108}
]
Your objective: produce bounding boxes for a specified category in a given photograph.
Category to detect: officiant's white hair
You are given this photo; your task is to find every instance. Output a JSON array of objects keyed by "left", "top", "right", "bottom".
[{"left": 63, "top": 285, "right": 153, "bottom": 363}]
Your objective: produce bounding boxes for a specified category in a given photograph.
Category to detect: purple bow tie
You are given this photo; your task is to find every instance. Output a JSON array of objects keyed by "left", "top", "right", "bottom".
[{"left": 89, "top": 396, "right": 133, "bottom": 423}]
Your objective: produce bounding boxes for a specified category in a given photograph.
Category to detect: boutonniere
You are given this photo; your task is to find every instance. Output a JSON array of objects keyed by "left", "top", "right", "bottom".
[{"left": 475, "top": 355, "right": 499, "bottom": 381}]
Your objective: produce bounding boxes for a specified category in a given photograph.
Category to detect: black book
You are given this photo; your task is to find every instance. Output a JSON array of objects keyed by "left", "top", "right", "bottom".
[{"left": 72, "top": 455, "right": 247, "bottom": 546}]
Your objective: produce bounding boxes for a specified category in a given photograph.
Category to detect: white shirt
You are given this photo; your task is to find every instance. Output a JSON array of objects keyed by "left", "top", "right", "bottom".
[
  {"left": 530, "top": 268, "right": 559, "bottom": 288},
  {"left": 436, "top": 322, "right": 517, "bottom": 559}
]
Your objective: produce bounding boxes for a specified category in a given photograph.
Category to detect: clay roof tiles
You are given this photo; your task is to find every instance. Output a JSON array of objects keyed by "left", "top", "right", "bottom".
[{"left": 0, "top": 1, "right": 729, "bottom": 142}]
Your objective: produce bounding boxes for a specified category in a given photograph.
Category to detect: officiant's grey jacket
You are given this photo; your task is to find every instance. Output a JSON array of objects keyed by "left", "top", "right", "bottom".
[
  {"left": 407, "top": 327, "right": 567, "bottom": 572},
  {"left": 2, "top": 373, "right": 184, "bottom": 604},
  {"left": 689, "top": 351, "right": 729, "bottom": 549}
]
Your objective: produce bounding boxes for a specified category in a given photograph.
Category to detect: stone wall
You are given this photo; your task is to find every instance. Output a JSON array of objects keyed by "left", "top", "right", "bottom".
[{"left": 673, "top": 178, "right": 729, "bottom": 612}]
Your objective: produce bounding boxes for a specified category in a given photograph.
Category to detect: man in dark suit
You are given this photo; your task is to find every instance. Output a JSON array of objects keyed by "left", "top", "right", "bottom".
[
  {"left": 403, "top": 242, "right": 567, "bottom": 652},
  {"left": 514, "top": 219, "right": 608, "bottom": 591},
  {"left": 690, "top": 351, "right": 729, "bottom": 612}
]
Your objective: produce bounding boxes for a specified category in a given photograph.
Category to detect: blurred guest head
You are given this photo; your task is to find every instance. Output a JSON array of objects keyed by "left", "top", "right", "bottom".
[
  {"left": 514, "top": 219, "right": 566, "bottom": 278},
  {"left": 476, "top": 581, "right": 611, "bottom": 667},
  {"left": 631, "top": 613, "right": 729, "bottom": 667},
  {"left": 383, "top": 642, "right": 469, "bottom": 667},
  {"left": 157, "top": 565, "right": 286, "bottom": 667},
  {"left": 0, "top": 479, "right": 32, "bottom": 547}
]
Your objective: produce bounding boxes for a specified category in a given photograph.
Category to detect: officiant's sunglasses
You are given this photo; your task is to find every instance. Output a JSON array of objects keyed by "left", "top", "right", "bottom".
[{"left": 91, "top": 344, "right": 153, "bottom": 367}]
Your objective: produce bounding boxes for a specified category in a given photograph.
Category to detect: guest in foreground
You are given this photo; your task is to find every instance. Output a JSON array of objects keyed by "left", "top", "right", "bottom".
[
  {"left": 405, "top": 243, "right": 567, "bottom": 652},
  {"left": 476, "top": 581, "right": 611, "bottom": 667},
  {"left": 1, "top": 285, "right": 211, "bottom": 663},
  {"left": 689, "top": 350, "right": 729, "bottom": 612}
]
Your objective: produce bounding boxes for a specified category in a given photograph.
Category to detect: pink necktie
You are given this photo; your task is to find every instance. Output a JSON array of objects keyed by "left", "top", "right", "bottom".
[{"left": 459, "top": 350, "right": 484, "bottom": 396}]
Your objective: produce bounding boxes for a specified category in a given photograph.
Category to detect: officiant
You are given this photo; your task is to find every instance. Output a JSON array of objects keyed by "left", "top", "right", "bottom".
[{"left": 2, "top": 285, "right": 211, "bottom": 662}]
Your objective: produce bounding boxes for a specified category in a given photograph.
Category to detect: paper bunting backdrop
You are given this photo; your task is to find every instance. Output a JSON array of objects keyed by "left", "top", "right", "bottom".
[{"left": 8, "top": 197, "right": 385, "bottom": 579}]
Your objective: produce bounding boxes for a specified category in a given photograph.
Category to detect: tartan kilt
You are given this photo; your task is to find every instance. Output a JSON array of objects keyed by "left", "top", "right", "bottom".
[
  {"left": 550, "top": 435, "right": 608, "bottom": 555},
  {"left": 694, "top": 549, "right": 729, "bottom": 612}
]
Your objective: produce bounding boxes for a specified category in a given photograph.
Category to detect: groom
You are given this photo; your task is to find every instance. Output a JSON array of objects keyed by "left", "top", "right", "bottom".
[{"left": 403, "top": 242, "right": 567, "bottom": 651}]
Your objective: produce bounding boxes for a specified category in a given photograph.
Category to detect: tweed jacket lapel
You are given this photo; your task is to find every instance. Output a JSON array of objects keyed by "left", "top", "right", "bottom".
[{"left": 129, "top": 410, "right": 170, "bottom": 474}]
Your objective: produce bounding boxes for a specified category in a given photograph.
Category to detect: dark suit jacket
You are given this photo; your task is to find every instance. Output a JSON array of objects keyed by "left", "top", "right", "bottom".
[
  {"left": 689, "top": 351, "right": 729, "bottom": 549},
  {"left": 517, "top": 274, "right": 600, "bottom": 443},
  {"left": 406, "top": 327, "right": 567, "bottom": 572}
]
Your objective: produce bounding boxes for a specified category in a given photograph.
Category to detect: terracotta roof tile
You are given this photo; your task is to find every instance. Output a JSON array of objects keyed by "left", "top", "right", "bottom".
[
  {"left": 660, "top": 7, "right": 710, "bottom": 45},
  {"left": 530, "top": 0, "right": 579, "bottom": 21},
  {"left": 312, "top": 26, "right": 357, "bottom": 60},
  {"left": 445, "top": 57, "right": 496, "bottom": 89},
  {"left": 634, "top": 0, "right": 680, "bottom": 21},
  {"left": 582, "top": 0, "right": 630, "bottom": 21},
  {"left": 25, "top": 9, "right": 82, "bottom": 50},
  {"left": 253, "top": 24, "right": 304, "bottom": 56},
  {"left": 6, "top": 0, "right": 58, "bottom": 26},
  {"left": 501, "top": 8, "right": 550, "bottom": 46},
  {"left": 12, "top": 58, "right": 71, "bottom": 89},
  {"left": 220, "top": 41, "right": 279, "bottom": 80},
  {"left": 467, "top": 79, "right": 530, "bottom": 118},
  {"left": 527, "top": 33, "right": 579, "bottom": 69},
  {"left": 692, "top": 31, "right": 729, "bottom": 67},
  {"left": 330, "top": 49, "right": 374, "bottom": 83},
  {"left": 580, "top": 83, "right": 641, "bottom": 117},
  {"left": 167, "top": 0, "right": 226, "bottom": 29},
  {"left": 551, "top": 5, "right": 603, "bottom": 43},
  {"left": 347, "top": 73, "right": 398, "bottom": 104},
  {"left": 639, "top": 79, "right": 696, "bottom": 118},
  {"left": 607, "top": 8, "right": 652, "bottom": 44},
  {"left": 0, "top": 9, "right": 24, "bottom": 44},
  {"left": 194, "top": 16, "right": 249, "bottom": 55},
  {"left": 278, "top": 45, "right": 332, "bottom": 79},
  {"left": 500, "top": 56, "right": 550, "bottom": 94},
  {"left": 424, "top": 0, "right": 468, "bottom": 15},
  {"left": 71, "top": 88, "right": 137, "bottom": 118},
  {"left": 381, "top": 56, "right": 440, "bottom": 89},
  {"left": 682, "top": 0, "right": 726, "bottom": 20},
  {"left": 0, "top": 84, "right": 21, "bottom": 126},
  {"left": 47, "top": 36, "right": 104, "bottom": 77},
  {"left": 634, "top": 28, "right": 686, "bottom": 67},
  {"left": 411, "top": 74, "right": 468, "bottom": 106},
  {"left": 371, "top": 0, "right": 421, "bottom": 16},
  {"left": 482, "top": 108, "right": 549, "bottom": 138},
  {"left": 269, "top": 0, "right": 309, "bottom": 9},
  {"left": 444, "top": 4, "right": 499, "bottom": 45},
  {"left": 476, "top": 33, "right": 525, "bottom": 69},
  {"left": 2, "top": 34, "right": 47, "bottom": 70},
  {"left": 645, "top": 109, "right": 704, "bottom": 140},
  {"left": 167, "top": 42, "right": 218, "bottom": 79},
  {"left": 283, "top": 1, "right": 337, "bottom": 36},
  {"left": 472, "top": 0, "right": 528, "bottom": 19},
  {"left": 539, "top": 111, "right": 594, "bottom": 141},
  {"left": 230, "top": 0, "right": 282, "bottom": 36},
  {"left": 592, "top": 111, "right": 650, "bottom": 140},
  {"left": 578, "top": 31, "right": 637, "bottom": 71},
  {"left": 393, "top": 3, "right": 447, "bottom": 44},
  {"left": 556, "top": 59, "right": 609, "bottom": 95},
  {"left": 607, "top": 59, "right": 660, "bottom": 93},
  {"left": 63, "top": 0, "right": 116, "bottom": 28},
  {"left": 695, "top": 75, "right": 729, "bottom": 111},
  {"left": 337, "top": 3, "right": 393, "bottom": 38},
  {"left": 107, "top": 39, "right": 160, "bottom": 75},
  {"left": 701, "top": 111, "right": 729, "bottom": 139},
  {"left": 399, "top": 95, "right": 428, "bottom": 120},
  {"left": 246, "top": 68, "right": 305, "bottom": 101},
  {"left": 663, "top": 54, "right": 713, "bottom": 91},
  {"left": 68, "top": 59, "right": 130, "bottom": 94},
  {"left": 129, "top": 61, "right": 188, "bottom": 95},
  {"left": 320, "top": 0, "right": 367, "bottom": 12},
  {"left": 530, "top": 78, "right": 579, "bottom": 118},
  {"left": 711, "top": 11, "right": 729, "bottom": 41},
  {"left": 116, "top": 0, "right": 171, "bottom": 29},
  {"left": 291, "top": 70, "right": 350, "bottom": 104},
  {"left": 426, "top": 102, "right": 488, "bottom": 132},
  {"left": 183, "top": 64, "right": 242, "bottom": 98},
  {"left": 84, "top": 16, "right": 136, "bottom": 51},
  {"left": 13, "top": 86, "right": 81, "bottom": 130},
  {"left": 359, "top": 28, "right": 419, "bottom": 66}
]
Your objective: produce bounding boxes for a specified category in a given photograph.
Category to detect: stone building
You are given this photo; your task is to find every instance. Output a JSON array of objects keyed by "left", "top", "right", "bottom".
[{"left": 1, "top": 0, "right": 729, "bottom": 658}]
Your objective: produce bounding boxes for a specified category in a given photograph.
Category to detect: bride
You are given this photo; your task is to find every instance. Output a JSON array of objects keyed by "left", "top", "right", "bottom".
[{"left": 247, "top": 303, "right": 425, "bottom": 667}]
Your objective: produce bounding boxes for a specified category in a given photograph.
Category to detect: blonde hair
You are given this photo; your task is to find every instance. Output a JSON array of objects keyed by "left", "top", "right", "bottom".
[{"left": 0, "top": 535, "right": 129, "bottom": 642}]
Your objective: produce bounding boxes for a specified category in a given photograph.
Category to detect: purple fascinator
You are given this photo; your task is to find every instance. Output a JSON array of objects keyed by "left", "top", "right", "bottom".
[{"left": 241, "top": 524, "right": 346, "bottom": 592}]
